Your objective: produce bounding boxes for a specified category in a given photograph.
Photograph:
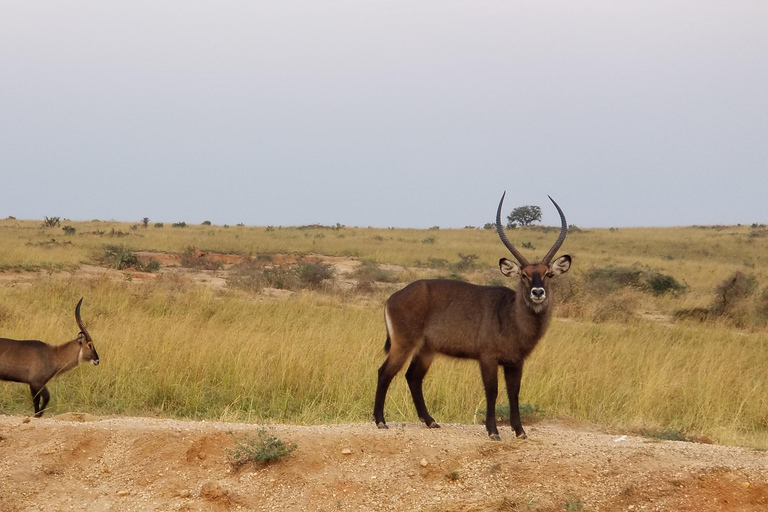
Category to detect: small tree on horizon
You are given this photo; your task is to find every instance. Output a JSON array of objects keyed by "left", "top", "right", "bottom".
[{"left": 507, "top": 205, "right": 542, "bottom": 227}]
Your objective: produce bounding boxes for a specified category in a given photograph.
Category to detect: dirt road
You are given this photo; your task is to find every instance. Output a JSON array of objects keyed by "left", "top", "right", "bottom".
[{"left": 1, "top": 414, "right": 767, "bottom": 511}]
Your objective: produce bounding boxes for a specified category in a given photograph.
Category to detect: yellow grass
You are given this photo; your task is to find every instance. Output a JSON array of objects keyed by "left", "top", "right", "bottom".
[{"left": 1, "top": 218, "right": 768, "bottom": 448}]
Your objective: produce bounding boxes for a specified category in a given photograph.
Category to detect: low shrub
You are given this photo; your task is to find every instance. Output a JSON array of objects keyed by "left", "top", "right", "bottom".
[
  {"left": 227, "top": 430, "right": 297, "bottom": 468},
  {"left": 144, "top": 259, "right": 161, "bottom": 273},
  {"left": 100, "top": 245, "right": 161, "bottom": 272},
  {"left": 640, "top": 428, "right": 695, "bottom": 443},
  {"left": 101, "top": 244, "right": 141, "bottom": 270},
  {"left": 229, "top": 257, "right": 335, "bottom": 292},
  {"left": 674, "top": 272, "right": 768, "bottom": 328},
  {"left": 646, "top": 272, "right": 686, "bottom": 295},
  {"left": 587, "top": 265, "right": 685, "bottom": 296},
  {"left": 227, "top": 260, "right": 267, "bottom": 292},
  {"left": 262, "top": 266, "right": 300, "bottom": 290},
  {"left": 712, "top": 271, "right": 756, "bottom": 316},
  {"left": 296, "top": 261, "right": 335, "bottom": 289},
  {"left": 351, "top": 261, "right": 398, "bottom": 285},
  {"left": 43, "top": 216, "right": 60, "bottom": 228},
  {"left": 452, "top": 253, "right": 479, "bottom": 272}
]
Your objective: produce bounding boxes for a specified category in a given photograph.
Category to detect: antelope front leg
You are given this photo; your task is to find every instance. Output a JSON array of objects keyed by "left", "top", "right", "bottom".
[
  {"left": 479, "top": 361, "right": 500, "bottom": 441},
  {"left": 503, "top": 363, "right": 527, "bottom": 439}
]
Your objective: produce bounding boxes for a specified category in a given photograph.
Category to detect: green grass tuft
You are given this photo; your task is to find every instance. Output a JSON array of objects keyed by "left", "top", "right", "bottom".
[{"left": 227, "top": 429, "right": 297, "bottom": 467}]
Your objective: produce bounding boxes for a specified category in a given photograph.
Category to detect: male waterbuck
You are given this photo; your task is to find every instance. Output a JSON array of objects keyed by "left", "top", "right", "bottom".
[
  {"left": 0, "top": 298, "right": 99, "bottom": 417},
  {"left": 373, "top": 193, "right": 571, "bottom": 440}
]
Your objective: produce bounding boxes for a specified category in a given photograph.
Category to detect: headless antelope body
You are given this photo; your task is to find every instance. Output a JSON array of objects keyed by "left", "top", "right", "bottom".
[
  {"left": 373, "top": 193, "right": 571, "bottom": 440},
  {"left": 0, "top": 299, "right": 99, "bottom": 417}
]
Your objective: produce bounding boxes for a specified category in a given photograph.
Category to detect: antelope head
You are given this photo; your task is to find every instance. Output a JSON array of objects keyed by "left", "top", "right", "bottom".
[
  {"left": 75, "top": 298, "right": 100, "bottom": 366},
  {"left": 496, "top": 193, "right": 572, "bottom": 312}
]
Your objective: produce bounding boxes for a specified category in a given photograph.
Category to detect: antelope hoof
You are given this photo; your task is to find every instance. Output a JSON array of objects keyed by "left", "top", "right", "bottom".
[
  {"left": 517, "top": 432, "right": 528, "bottom": 440},
  {"left": 489, "top": 433, "right": 501, "bottom": 441},
  {"left": 376, "top": 422, "right": 389, "bottom": 430},
  {"left": 427, "top": 421, "right": 441, "bottom": 429}
]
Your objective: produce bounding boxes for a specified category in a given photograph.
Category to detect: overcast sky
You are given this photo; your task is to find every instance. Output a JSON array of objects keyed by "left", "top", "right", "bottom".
[{"left": 1, "top": 2, "right": 766, "bottom": 228}]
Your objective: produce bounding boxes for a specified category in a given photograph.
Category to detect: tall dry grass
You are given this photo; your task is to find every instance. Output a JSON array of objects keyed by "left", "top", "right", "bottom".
[{"left": 1, "top": 219, "right": 768, "bottom": 447}]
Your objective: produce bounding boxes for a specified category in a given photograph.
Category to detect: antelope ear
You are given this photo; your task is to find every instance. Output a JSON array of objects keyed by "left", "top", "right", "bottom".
[
  {"left": 549, "top": 255, "right": 572, "bottom": 276},
  {"left": 77, "top": 332, "right": 87, "bottom": 344},
  {"left": 499, "top": 258, "right": 520, "bottom": 277}
]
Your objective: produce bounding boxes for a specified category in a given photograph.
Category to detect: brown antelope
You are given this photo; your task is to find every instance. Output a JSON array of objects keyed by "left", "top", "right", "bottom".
[
  {"left": 0, "top": 298, "right": 99, "bottom": 417},
  {"left": 373, "top": 193, "right": 571, "bottom": 440}
]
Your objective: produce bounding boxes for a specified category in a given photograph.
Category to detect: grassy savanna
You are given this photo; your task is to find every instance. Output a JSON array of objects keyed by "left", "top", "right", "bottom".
[{"left": 1, "top": 217, "right": 768, "bottom": 448}]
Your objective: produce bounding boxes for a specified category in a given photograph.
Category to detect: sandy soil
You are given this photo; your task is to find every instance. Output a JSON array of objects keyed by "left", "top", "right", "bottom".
[{"left": 1, "top": 414, "right": 767, "bottom": 512}]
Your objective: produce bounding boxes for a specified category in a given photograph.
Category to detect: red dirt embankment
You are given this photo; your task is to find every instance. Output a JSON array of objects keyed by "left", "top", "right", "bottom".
[{"left": 1, "top": 415, "right": 767, "bottom": 511}]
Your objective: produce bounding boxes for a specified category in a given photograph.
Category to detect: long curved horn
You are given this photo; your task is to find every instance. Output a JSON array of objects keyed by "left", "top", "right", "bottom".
[
  {"left": 496, "top": 192, "right": 530, "bottom": 267},
  {"left": 541, "top": 195, "right": 568, "bottom": 265},
  {"left": 75, "top": 298, "right": 91, "bottom": 341}
]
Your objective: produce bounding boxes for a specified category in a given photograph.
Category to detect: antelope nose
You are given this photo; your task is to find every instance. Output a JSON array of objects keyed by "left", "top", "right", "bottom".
[{"left": 531, "top": 288, "right": 546, "bottom": 300}]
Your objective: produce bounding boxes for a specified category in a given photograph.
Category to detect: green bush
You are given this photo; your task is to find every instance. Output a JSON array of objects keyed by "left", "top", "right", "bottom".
[
  {"left": 645, "top": 271, "right": 686, "bottom": 295},
  {"left": 640, "top": 428, "right": 693, "bottom": 442},
  {"left": 587, "top": 265, "right": 685, "bottom": 296},
  {"left": 43, "top": 216, "right": 61, "bottom": 228},
  {"left": 351, "top": 261, "right": 398, "bottom": 284},
  {"left": 262, "top": 266, "right": 300, "bottom": 290},
  {"left": 296, "top": 261, "right": 335, "bottom": 289},
  {"left": 227, "top": 430, "right": 297, "bottom": 468},
  {"left": 101, "top": 244, "right": 141, "bottom": 270},
  {"left": 100, "top": 245, "right": 161, "bottom": 272},
  {"left": 452, "top": 253, "right": 479, "bottom": 272}
]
